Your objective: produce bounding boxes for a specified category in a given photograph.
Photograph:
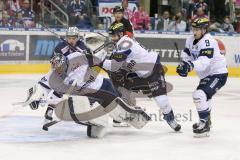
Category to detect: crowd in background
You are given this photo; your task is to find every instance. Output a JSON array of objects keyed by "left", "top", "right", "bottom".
[
  {"left": 154, "top": 0, "right": 240, "bottom": 33},
  {"left": 0, "top": 0, "right": 240, "bottom": 33},
  {"left": 0, "top": 0, "right": 36, "bottom": 28}
]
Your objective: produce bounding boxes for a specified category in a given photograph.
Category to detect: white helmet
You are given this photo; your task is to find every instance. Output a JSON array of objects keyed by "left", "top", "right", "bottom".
[{"left": 66, "top": 27, "right": 79, "bottom": 37}]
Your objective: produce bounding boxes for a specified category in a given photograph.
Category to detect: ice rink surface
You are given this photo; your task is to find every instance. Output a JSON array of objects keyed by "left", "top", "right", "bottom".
[{"left": 0, "top": 74, "right": 239, "bottom": 160}]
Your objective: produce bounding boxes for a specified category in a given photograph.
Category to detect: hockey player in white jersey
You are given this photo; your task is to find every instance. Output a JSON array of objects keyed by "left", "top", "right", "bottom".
[
  {"left": 101, "top": 23, "right": 181, "bottom": 132},
  {"left": 23, "top": 51, "right": 151, "bottom": 138},
  {"left": 176, "top": 17, "right": 228, "bottom": 137}
]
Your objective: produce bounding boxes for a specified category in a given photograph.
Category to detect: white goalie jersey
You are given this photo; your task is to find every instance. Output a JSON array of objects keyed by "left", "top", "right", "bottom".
[{"left": 181, "top": 33, "right": 228, "bottom": 79}]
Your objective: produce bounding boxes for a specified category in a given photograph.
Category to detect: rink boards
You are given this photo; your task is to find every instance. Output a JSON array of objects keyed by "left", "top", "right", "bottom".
[{"left": 0, "top": 30, "right": 239, "bottom": 76}]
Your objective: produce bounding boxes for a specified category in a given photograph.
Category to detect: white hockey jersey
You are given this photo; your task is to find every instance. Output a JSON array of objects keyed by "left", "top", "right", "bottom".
[
  {"left": 103, "top": 35, "right": 159, "bottom": 78},
  {"left": 40, "top": 52, "right": 103, "bottom": 95},
  {"left": 181, "top": 33, "right": 228, "bottom": 79}
]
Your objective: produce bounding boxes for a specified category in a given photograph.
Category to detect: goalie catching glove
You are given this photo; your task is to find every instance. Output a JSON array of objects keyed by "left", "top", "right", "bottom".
[{"left": 24, "top": 82, "right": 63, "bottom": 110}]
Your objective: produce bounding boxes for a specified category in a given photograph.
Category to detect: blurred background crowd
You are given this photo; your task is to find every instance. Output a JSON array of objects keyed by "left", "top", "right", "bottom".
[{"left": 0, "top": 0, "right": 240, "bottom": 33}]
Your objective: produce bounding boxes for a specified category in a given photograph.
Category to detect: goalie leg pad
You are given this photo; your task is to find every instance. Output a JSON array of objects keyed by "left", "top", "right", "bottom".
[
  {"left": 117, "top": 87, "right": 136, "bottom": 106},
  {"left": 54, "top": 96, "right": 110, "bottom": 123},
  {"left": 109, "top": 98, "right": 151, "bottom": 129}
]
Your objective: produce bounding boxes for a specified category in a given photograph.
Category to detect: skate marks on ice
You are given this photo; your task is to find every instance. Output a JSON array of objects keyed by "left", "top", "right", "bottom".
[
  {"left": 0, "top": 115, "right": 184, "bottom": 143},
  {"left": 0, "top": 115, "right": 87, "bottom": 143}
]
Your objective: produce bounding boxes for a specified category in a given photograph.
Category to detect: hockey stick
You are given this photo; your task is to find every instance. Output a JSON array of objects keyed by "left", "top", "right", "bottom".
[
  {"left": 42, "top": 80, "right": 77, "bottom": 131},
  {"left": 42, "top": 24, "right": 113, "bottom": 55},
  {"left": 174, "top": 42, "right": 182, "bottom": 62},
  {"left": 96, "top": 32, "right": 108, "bottom": 39},
  {"left": 41, "top": 24, "right": 81, "bottom": 53}
]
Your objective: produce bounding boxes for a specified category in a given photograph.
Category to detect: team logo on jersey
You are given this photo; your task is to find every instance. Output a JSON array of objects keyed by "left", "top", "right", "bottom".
[{"left": 215, "top": 39, "right": 226, "bottom": 56}]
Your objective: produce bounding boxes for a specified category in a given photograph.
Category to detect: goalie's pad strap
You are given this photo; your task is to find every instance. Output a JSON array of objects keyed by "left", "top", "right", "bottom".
[
  {"left": 70, "top": 99, "right": 117, "bottom": 121},
  {"left": 68, "top": 97, "right": 99, "bottom": 126},
  {"left": 115, "top": 98, "right": 151, "bottom": 121}
]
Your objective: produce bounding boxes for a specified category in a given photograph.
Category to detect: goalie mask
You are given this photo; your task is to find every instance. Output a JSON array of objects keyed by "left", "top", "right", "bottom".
[{"left": 50, "top": 52, "right": 68, "bottom": 73}]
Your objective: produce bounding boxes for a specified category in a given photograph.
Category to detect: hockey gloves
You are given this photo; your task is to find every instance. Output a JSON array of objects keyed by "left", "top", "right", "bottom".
[
  {"left": 176, "top": 61, "right": 194, "bottom": 77},
  {"left": 29, "top": 100, "right": 40, "bottom": 110}
]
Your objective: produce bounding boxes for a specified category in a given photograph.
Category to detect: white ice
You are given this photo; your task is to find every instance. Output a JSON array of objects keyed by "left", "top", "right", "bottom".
[{"left": 0, "top": 74, "right": 240, "bottom": 160}]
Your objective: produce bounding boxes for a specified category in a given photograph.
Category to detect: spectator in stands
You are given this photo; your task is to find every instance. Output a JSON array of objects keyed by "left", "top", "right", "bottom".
[
  {"left": 234, "top": 12, "right": 240, "bottom": 33},
  {"left": 112, "top": 6, "right": 133, "bottom": 38},
  {"left": 17, "top": 0, "right": 35, "bottom": 28},
  {"left": 194, "top": 0, "right": 208, "bottom": 13},
  {"left": 192, "top": 7, "right": 209, "bottom": 20},
  {"left": 0, "top": 1, "right": 4, "bottom": 20},
  {"left": 189, "top": 6, "right": 208, "bottom": 32},
  {"left": 84, "top": 0, "right": 97, "bottom": 29},
  {"left": 221, "top": 16, "right": 235, "bottom": 32},
  {"left": 132, "top": 3, "right": 150, "bottom": 30},
  {"left": 122, "top": 0, "right": 134, "bottom": 20},
  {"left": 157, "top": 11, "right": 172, "bottom": 31},
  {"left": 5, "top": 0, "right": 21, "bottom": 17},
  {"left": 32, "top": 0, "right": 41, "bottom": 23},
  {"left": 14, "top": 11, "right": 23, "bottom": 27},
  {"left": 67, "top": 0, "right": 92, "bottom": 29},
  {"left": 169, "top": 0, "right": 182, "bottom": 15},
  {"left": 0, "top": 10, "right": 13, "bottom": 27},
  {"left": 209, "top": 18, "right": 222, "bottom": 32},
  {"left": 168, "top": 12, "right": 187, "bottom": 32}
]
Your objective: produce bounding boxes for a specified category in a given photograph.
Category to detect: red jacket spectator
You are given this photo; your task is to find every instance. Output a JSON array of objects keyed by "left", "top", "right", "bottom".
[{"left": 132, "top": 4, "right": 150, "bottom": 30}]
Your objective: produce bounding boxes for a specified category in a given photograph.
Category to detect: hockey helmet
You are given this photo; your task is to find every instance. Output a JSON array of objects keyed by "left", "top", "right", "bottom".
[
  {"left": 192, "top": 17, "right": 210, "bottom": 29},
  {"left": 113, "top": 6, "right": 124, "bottom": 13},
  {"left": 108, "top": 23, "right": 125, "bottom": 35},
  {"left": 66, "top": 27, "right": 79, "bottom": 37}
]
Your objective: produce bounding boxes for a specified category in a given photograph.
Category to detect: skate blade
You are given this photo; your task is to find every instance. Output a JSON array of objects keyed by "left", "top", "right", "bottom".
[{"left": 193, "top": 132, "right": 210, "bottom": 138}]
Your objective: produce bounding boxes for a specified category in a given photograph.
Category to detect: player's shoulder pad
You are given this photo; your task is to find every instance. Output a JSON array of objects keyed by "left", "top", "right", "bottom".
[
  {"left": 116, "top": 35, "right": 133, "bottom": 51},
  {"left": 112, "top": 36, "right": 133, "bottom": 62}
]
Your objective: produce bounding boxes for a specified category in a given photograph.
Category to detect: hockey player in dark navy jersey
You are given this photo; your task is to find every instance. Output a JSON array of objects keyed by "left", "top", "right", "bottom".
[{"left": 53, "top": 27, "right": 87, "bottom": 57}]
